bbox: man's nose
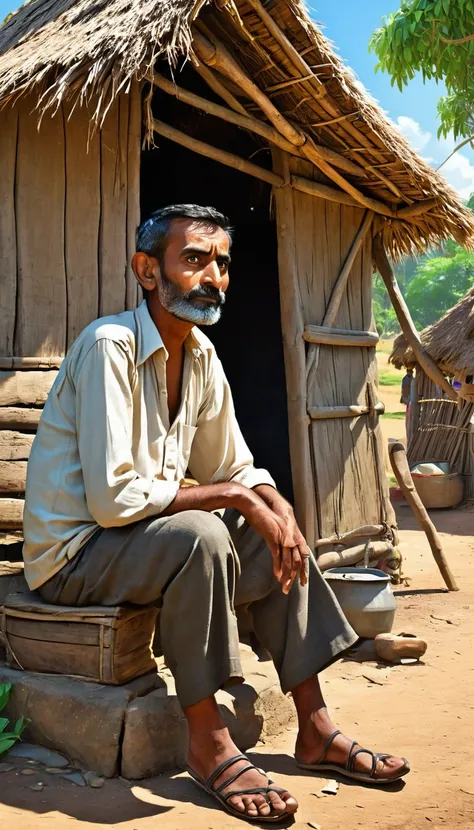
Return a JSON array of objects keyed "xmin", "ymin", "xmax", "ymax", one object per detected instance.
[{"xmin": 201, "ymin": 261, "xmax": 223, "ymax": 287}]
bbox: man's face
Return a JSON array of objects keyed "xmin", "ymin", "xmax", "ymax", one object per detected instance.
[{"xmin": 157, "ymin": 218, "xmax": 231, "ymax": 325}]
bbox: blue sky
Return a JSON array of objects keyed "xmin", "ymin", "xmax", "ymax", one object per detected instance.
[{"xmin": 1, "ymin": 0, "xmax": 473, "ymax": 199}]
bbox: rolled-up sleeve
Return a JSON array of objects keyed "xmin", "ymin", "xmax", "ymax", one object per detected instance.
[
  {"xmin": 188, "ymin": 353, "xmax": 276, "ymax": 490},
  {"xmin": 75, "ymin": 340, "xmax": 179, "ymax": 527}
]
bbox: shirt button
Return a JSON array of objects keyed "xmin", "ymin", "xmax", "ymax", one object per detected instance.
[
  {"xmin": 161, "ymin": 390, "xmax": 167, "ymax": 396},
  {"xmin": 166, "ymin": 459, "xmax": 174, "ymax": 469}
]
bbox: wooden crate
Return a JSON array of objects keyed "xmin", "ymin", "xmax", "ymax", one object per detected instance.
[{"xmin": 0, "ymin": 591, "xmax": 158, "ymax": 685}]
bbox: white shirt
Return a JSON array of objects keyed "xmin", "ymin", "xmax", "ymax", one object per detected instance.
[{"xmin": 23, "ymin": 300, "xmax": 275, "ymax": 589}]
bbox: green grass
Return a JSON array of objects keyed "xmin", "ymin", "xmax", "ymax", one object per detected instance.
[
  {"xmin": 379, "ymin": 369, "xmax": 402, "ymax": 386},
  {"xmin": 382, "ymin": 411, "xmax": 406, "ymax": 420},
  {"xmin": 387, "ymin": 475, "xmax": 398, "ymax": 488},
  {"xmin": 376, "ymin": 339, "xmax": 395, "ymax": 355}
]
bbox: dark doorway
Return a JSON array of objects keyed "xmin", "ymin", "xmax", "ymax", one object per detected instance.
[{"xmin": 140, "ymin": 65, "xmax": 293, "ymax": 501}]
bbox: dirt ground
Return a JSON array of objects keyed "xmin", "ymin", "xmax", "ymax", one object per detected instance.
[{"xmin": 1, "ymin": 503, "xmax": 473, "ymax": 829}]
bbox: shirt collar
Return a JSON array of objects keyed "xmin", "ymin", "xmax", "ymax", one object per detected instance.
[{"xmin": 134, "ymin": 299, "xmax": 205, "ymax": 365}]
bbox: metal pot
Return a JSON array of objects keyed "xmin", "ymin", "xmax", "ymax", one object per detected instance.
[{"xmin": 324, "ymin": 567, "xmax": 396, "ymax": 638}]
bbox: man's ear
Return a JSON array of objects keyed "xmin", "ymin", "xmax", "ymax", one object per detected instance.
[{"xmin": 132, "ymin": 252, "xmax": 160, "ymax": 293}]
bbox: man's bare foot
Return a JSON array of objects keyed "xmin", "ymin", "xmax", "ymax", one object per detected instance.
[
  {"xmin": 295, "ymin": 709, "xmax": 409, "ymax": 781},
  {"xmin": 188, "ymin": 729, "xmax": 298, "ymax": 819}
]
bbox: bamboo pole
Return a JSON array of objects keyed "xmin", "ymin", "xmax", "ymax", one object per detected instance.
[
  {"xmin": 151, "ymin": 118, "xmax": 282, "ymax": 186},
  {"xmin": 290, "ymin": 175, "xmax": 360, "ymax": 207},
  {"xmin": 303, "ymin": 326, "xmax": 379, "ymax": 347},
  {"xmin": 308, "ymin": 403, "xmax": 384, "ymax": 419},
  {"xmin": 272, "ymin": 148, "xmax": 316, "ymax": 546},
  {"xmin": 389, "ymin": 440, "xmax": 459, "ymax": 591},
  {"xmin": 373, "ymin": 235, "xmax": 458, "ymax": 402},
  {"xmin": 193, "ymin": 61, "xmax": 249, "ymax": 116}
]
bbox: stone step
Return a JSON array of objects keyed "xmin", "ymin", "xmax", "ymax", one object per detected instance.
[{"xmin": 0, "ymin": 648, "xmax": 294, "ymax": 779}]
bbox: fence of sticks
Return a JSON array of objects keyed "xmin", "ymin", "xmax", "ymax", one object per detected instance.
[{"xmin": 407, "ymin": 371, "xmax": 474, "ymax": 499}]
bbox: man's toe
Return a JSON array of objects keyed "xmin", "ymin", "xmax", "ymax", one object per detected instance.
[{"xmin": 268, "ymin": 789, "xmax": 293, "ymax": 814}]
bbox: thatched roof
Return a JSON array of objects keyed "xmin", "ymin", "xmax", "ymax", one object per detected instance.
[
  {"xmin": 390, "ymin": 287, "xmax": 474, "ymax": 377},
  {"xmin": 1, "ymin": 0, "xmax": 473, "ymax": 257}
]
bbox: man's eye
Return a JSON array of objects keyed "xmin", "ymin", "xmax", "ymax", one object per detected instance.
[
  {"xmin": 218, "ymin": 261, "xmax": 228, "ymax": 271},
  {"xmin": 186, "ymin": 256, "xmax": 199, "ymax": 264}
]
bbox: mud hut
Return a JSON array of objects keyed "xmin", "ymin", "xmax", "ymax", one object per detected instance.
[
  {"xmin": 0, "ymin": 0, "xmax": 472, "ymax": 565},
  {"xmin": 390, "ymin": 289, "xmax": 474, "ymax": 498}
]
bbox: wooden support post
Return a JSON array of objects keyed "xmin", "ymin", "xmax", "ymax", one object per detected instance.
[
  {"xmin": 308, "ymin": 403, "xmax": 384, "ymax": 419},
  {"xmin": 389, "ymin": 440, "xmax": 459, "ymax": 591},
  {"xmin": 303, "ymin": 326, "xmax": 379, "ymax": 347},
  {"xmin": 272, "ymin": 149, "xmax": 315, "ymax": 546},
  {"xmin": 374, "ymin": 235, "xmax": 458, "ymax": 402}
]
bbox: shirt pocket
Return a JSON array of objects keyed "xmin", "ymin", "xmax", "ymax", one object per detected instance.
[{"xmin": 179, "ymin": 423, "xmax": 198, "ymax": 478}]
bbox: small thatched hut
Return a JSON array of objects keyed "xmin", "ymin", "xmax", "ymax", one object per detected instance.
[
  {"xmin": 0, "ymin": 0, "xmax": 473, "ymax": 563},
  {"xmin": 390, "ymin": 289, "xmax": 474, "ymax": 498}
]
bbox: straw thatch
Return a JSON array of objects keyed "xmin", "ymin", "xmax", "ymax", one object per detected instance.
[
  {"xmin": 1, "ymin": 0, "xmax": 473, "ymax": 256},
  {"xmin": 390, "ymin": 286, "xmax": 474, "ymax": 378}
]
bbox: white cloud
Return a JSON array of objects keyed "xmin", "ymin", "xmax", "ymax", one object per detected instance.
[
  {"xmin": 438, "ymin": 152, "xmax": 474, "ymax": 200},
  {"xmin": 396, "ymin": 116, "xmax": 432, "ymax": 152}
]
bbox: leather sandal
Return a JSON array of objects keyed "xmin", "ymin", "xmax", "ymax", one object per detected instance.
[
  {"xmin": 188, "ymin": 753, "xmax": 296, "ymax": 822},
  {"xmin": 295, "ymin": 729, "xmax": 410, "ymax": 785}
]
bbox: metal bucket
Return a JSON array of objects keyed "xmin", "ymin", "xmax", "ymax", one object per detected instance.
[{"xmin": 324, "ymin": 567, "xmax": 396, "ymax": 638}]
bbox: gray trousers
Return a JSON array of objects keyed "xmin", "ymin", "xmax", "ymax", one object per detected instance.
[{"xmin": 39, "ymin": 509, "xmax": 358, "ymax": 707}]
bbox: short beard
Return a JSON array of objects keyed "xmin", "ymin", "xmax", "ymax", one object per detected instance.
[{"xmin": 157, "ymin": 269, "xmax": 226, "ymax": 326}]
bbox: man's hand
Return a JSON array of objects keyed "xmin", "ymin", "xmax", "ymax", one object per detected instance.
[{"xmin": 252, "ymin": 486, "xmax": 310, "ymax": 594}]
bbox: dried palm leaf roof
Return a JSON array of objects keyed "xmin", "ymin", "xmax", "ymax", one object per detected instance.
[
  {"xmin": 390, "ymin": 287, "xmax": 474, "ymax": 378},
  {"xmin": 1, "ymin": 0, "xmax": 473, "ymax": 257}
]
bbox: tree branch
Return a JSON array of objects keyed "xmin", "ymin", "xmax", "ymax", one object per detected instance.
[
  {"xmin": 437, "ymin": 133, "xmax": 474, "ymax": 170},
  {"xmin": 439, "ymin": 32, "xmax": 474, "ymax": 45}
]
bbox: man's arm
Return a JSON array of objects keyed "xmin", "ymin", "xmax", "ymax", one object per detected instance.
[{"xmin": 75, "ymin": 339, "xmax": 181, "ymax": 527}]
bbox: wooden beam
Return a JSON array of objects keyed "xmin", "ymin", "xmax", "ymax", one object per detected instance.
[
  {"xmin": 193, "ymin": 30, "xmax": 396, "ymax": 217},
  {"xmin": 193, "ymin": 61, "xmax": 249, "ymax": 116},
  {"xmin": 318, "ymin": 540, "xmax": 394, "ymax": 572},
  {"xmin": 272, "ymin": 149, "xmax": 316, "ymax": 546},
  {"xmin": 290, "ymin": 175, "xmax": 360, "ymax": 207},
  {"xmin": 0, "ymin": 408, "xmax": 42, "ymax": 430},
  {"xmin": 0, "ymin": 357, "xmax": 63, "ymax": 369},
  {"xmin": 308, "ymin": 403, "xmax": 384, "ymax": 419},
  {"xmin": 0, "ymin": 370, "xmax": 58, "ymax": 407},
  {"xmin": 193, "ymin": 29, "xmax": 306, "ymax": 147},
  {"xmin": 397, "ymin": 198, "xmax": 438, "ymax": 218},
  {"xmin": 151, "ymin": 72, "xmax": 303, "ymax": 156},
  {"xmin": 151, "ymin": 72, "xmax": 367, "ymax": 179},
  {"xmin": 304, "ymin": 325, "xmax": 379, "ymax": 347},
  {"xmin": 373, "ymin": 235, "xmax": 458, "ymax": 402},
  {"xmin": 151, "ymin": 118, "xmax": 282, "ymax": 187},
  {"xmin": 389, "ymin": 440, "xmax": 459, "ymax": 591},
  {"xmin": 323, "ymin": 210, "xmax": 374, "ymax": 328},
  {"xmin": 315, "ymin": 524, "xmax": 386, "ymax": 549},
  {"xmin": 0, "ymin": 431, "xmax": 34, "ymax": 460},
  {"xmin": 0, "ymin": 498, "xmax": 24, "ymax": 529}
]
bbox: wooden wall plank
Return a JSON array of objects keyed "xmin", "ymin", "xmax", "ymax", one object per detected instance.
[
  {"xmin": 0, "ymin": 106, "xmax": 18, "ymax": 356},
  {"xmin": 64, "ymin": 101, "xmax": 101, "ymax": 348},
  {"xmin": 99, "ymin": 95, "xmax": 128, "ymax": 317},
  {"xmin": 15, "ymin": 98, "xmax": 67, "ymax": 356},
  {"xmin": 0, "ymin": 408, "xmax": 42, "ymax": 430},
  {"xmin": 0, "ymin": 370, "xmax": 57, "ymax": 406},
  {"xmin": 0, "ymin": 461, "xmax": 27, "ymax": 493},
  {"xmin": 0, "ymin": 498, "xmax": 24, "ymax": 529},
  {"xmin": 126, "ymin": 81, "xmax": 142, "ymax": 311},
  {"xmin": 0, "ymin": 431, "xmax": 34, "ymax": 460}
]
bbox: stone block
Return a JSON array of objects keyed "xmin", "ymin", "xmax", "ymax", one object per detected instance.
[
  {"xmin": 0, "ymin": 664, "xmax": 132, "ymax": 777},
  {"xmin": 121, "ymin": 650, "xmax": 295, "ymax": 779}
]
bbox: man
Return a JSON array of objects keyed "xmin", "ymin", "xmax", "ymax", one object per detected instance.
[{"xmin": 24, "ymin": 204, "xmax": 409, "ymax": 821}]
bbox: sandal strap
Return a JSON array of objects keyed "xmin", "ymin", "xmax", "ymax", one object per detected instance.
[
  {"xmin": 315, "ymin": 729, "xmax": 342, "ymax": 765},
  {"xmin": 206, "ymin": 754, "xmax": 249, "ymax": 790},
  {"xmin": 215, "ymin": 764, "xmax": 256, "ymax": 795},
  {"xmin": 346, "ymin": 740, "xmax": 359, "ymax": 771},
  {"xmin": 349, "ymin": 747, "xmax": 378, "ymax": 776}
]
